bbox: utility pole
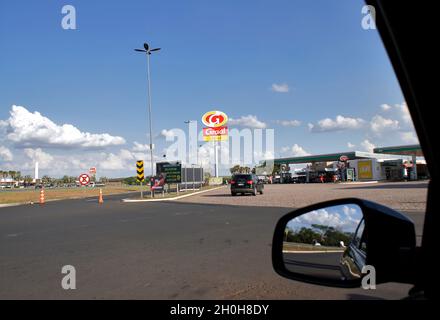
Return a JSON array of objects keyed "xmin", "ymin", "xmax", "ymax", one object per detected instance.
[{"xmin": 135, "ymin": 42, "xmax": 161, "ymax": 182}]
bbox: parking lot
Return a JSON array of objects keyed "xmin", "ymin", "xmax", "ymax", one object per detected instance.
[{"xmin": 182, "ymin": 181, "xmax": 428, "ymax": 212}]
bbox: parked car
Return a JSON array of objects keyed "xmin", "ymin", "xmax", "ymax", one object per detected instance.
[{"xmin": 230, "ymin": 173, "xmax": 264, "ymax": 196}]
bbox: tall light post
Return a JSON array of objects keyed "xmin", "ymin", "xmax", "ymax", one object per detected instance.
[
  {"xmin": 184, "ymin": 120, "xmax": 197, "ymax": 164},
  {"xmin": 184, "ymin": 120, "xmax": 198, "ymax": 189},
  {"xmin": 135, "ymin": 43, "xmax": 161, "ymax": 181}
]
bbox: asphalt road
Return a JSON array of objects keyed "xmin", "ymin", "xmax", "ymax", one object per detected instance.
[
  {"xmin": 0, "ymin": 189, "xmax": 424, "ymax": 299},
  {"xmin": 284, "ymin": 252, "xmax": 344, "ymax": 280}
]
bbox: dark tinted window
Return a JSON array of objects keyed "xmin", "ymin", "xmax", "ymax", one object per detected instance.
[
  {"xmin": 233, "ymin": 174, "xmax": 252, "ymax": 180},
  {"xmin": 352, "ymin": 219, "xmax": 366, "ymax": 253}
]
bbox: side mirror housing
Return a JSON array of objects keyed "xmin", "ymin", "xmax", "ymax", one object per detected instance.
[{"xmin": 272, "ymin": 198, "xmax": 416, "ymax": 288}]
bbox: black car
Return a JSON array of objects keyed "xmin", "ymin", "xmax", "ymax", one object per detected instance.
[{"xmin": 230, "ymin": 174, "xmax": 264, "ymax": 196}]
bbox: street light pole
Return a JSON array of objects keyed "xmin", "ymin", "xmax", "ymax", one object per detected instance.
[
  {"xmin": 184, "ymin": 120, "xmax": 198, "ymax": 189},
  {"xmin": 146, "ymin": 52, "xmax": 154, "ymax": 181},
  {"xmin": 135, "ymin": 43, "xmax": 161, "ymax": 188}
]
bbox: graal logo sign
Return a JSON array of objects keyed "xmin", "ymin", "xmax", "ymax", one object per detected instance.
[
  {"xmin": 202, "ymin": 111, "xmax": 228, "ymax": 128},
  {"xmin": 61, "ymin": 5, "xmax": 77, "ymax": 30},
  {"xmin": 61, "ymin": 265, "xmax": 76, "ymax": 290}
]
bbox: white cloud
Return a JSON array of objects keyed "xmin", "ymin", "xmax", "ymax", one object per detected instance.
[
  {"xmin": 380, "ymin": 104, "xmax": 392, "ymax": 111},
  {"xmin": 396, "ymin": 102, "xmax": 412, "ymax": 124},
  {"xmin": 296, "ymin": 205, "xmax": 361, "ymax": 232},
  {"xmin": 380, "ymin": 102, "xmax": 412, "ymax": 124},
  {"xmin": 24, "ymin": 148, "xmax": 54, "ymax": 169},
  {"xmin": 275, "ymin": 119, "xmax": 301, "ymax": 127},
  {"xmin": 360, "ymin": 139, "xmax": 376, "ymax": 153},
  {"xmin": 347, "ymin": 142, "xmax": 356, "ymax": 149},
  {"xmin": 160, "ymin": 129, "xmax": 177, "ymax": 139},
  {"xmin": 400, "ymin": 131, "xmax": 419, "ymax": 144},
  {"xmin": 132, "ymin": 141, "xmax": 154, "ymax": 152},
  {"xmin": 309, "ymin": 115, "xmax": 365, "ymax": 132},
  {"xmin": 271, "ymin": 83, "xmax": 289, "ymax": 93},
  {"xmin": 0, "ymin": 146, "xmax": 13, "ymax": 161},
  {"xmin": 370, "ymin": 115, "xmax": 399, "ymax": 133},
  {"xmin": 229, "ymin": 115, "xmax": 267, "ymax": 129},
  {"xmin": 100, "ymin": 149, "xmax": 134, "ymax": 170},
  {"xmin": 281, "ymin": 144, "xmax": 310, "ymax": 157},
  {"xmin": 2, "ymin": 105, "xmax": 126, "ymax": 149}
]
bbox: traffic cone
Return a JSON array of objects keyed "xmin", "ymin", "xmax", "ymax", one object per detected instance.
[
  {"xmin": 98, "ymin": 188, "xmax": 104, "ymax": 204},
  {"xmin": 39, "ymin": 188, "xmax": 45, "ymax": 205}
]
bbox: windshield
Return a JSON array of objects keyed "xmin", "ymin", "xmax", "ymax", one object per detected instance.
[{"xmin": 0, "ymin": 0, "xmax": 427, "ymax": 301}]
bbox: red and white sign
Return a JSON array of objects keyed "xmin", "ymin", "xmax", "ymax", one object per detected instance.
[
  {"xmin": 404, "ymin": 161, "xmax": 414, "ymax": 168},
  {"xmin": 79, "ymin": 174, "xmax": 90, "ymax": 186},
  {"xmin": 202, "ymin": 111, "xmax": 228, "ymax": 128},
  {"xmin": 339, "ymin": 155, "xmax": 349, "ymax": 162},
  {"xmin": 89, "ymin": 167, "xmax": 97, "ymax": 175},
  {"xmin": 203, "ymin": 126, "xmax": 228, "ymax": 136}
]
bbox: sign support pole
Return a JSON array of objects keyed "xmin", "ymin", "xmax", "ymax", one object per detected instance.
[{"xmin": 140, "ymin": 181, "xmax": 143, "ymax": 199}]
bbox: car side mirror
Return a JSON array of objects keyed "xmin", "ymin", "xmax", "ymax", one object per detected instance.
[{"xmin": 272, "ymin": 198, "xmax": 416, "ymax": 288}]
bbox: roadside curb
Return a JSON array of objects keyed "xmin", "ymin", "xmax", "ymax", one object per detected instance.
[
  {"xmin": 339, "ymin": 181, "xmax": 379, "ymax": 185},
  {"xmin": 0, "ymin": 198, "xmax": 71, "ymax": 208},
  {"xmin": 121, "ymin": 186, "xmax": 226, "ymax": 203}
]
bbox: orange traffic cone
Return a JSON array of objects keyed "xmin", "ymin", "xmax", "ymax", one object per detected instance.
[
  {"xmin": 98, "ymin": 188, "xmax": 104, "ymax": 204},
  {"xmin": 39, "ymin": 188, "xmax": 45, "ymax": 205}
]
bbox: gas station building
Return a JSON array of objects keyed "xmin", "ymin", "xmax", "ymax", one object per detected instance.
[{"xmin": 273, "ymin": 144, "xmax": 427, "ymax": 182}]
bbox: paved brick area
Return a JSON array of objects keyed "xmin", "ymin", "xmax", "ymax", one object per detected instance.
[{"xmin": 180, "ymin": 181, "xmax": 428, "ymax": 212}]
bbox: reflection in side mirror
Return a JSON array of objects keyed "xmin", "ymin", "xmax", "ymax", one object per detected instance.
[
  {"xmin": 272, "ymin": 198, "xmax": 417, "ymax": 288},
  {"xmin": 283, "ymin": 204, "xmax": 365, "ymax": 284}
]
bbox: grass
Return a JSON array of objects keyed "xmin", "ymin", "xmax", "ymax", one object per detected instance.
[
  {"xmin": 0, "ymin": 186, "xmax": 140, "ymax": 204},
  {"xmin": 0, "ymin": 184, "xmax": 224, "ymax": 204}
]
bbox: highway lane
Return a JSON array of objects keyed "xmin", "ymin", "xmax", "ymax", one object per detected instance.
[
  {"xmin": 283, "ymin": 252, "xmax": 344, "ymax": 280},
  {"xmin": 0, "ymin": 195, "xmax": 423, "ymax": 299}
]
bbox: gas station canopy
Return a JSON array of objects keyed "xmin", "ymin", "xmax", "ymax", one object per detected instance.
[
  {"xmin": 274, "ymin": 150, "xmax": 413, "ymax": 165},
  {"xmin": 373, "ymin": 144, "xmax": 423, "ymax": 157}
]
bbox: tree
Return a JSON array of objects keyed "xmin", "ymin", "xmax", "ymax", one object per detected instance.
[
  {"xmin": 287, "ymin": 227, "xmax": 322, "ymax": 245},
  {"xmin": 123, "ymin": 176, "xmax": 142, "ymax": 185},
  {"xmin": 272, "ymin": 163, "xmax": 281, "ymax": 175},
  {"xmin": 41, "ymin": 175, "xmax": 52, "ymax": 184},
  {"xmin": 99, "ymin": 176, "xmax": 109, "ymax": 183},
  {"xmin": 230, "ymin": 165, "xmax": 252, "ymax": 174},
  {"xmin": 23, "ymin": 175, "xmax": 33, "ymax": 184}
]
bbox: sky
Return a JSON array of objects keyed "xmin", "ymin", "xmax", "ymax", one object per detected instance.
[
  {"xmin": 0, "ymin": 0, "xmax": 418, "ymax": 178},
  {"xmin": 287, "ymin": 204, "xmax": 363, "ymax": 234}
]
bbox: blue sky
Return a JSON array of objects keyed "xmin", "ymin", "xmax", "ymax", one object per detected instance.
[{"xmin": 0, "ymin": 0, "xmax": 418, "ymax": 177}]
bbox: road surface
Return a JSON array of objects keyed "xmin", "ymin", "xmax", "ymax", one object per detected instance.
[{"xmin": 0, "ymin": 183, "xmax": 426, "ymax": 299}]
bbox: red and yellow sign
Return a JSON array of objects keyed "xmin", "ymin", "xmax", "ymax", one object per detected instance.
[
  {"xmin": 203, "ymin": 135, "xmax": 228, "ymax": 142},
  {"xmin": 202, "ymin": 111, "xmax": 228, "ymax": 128},
  {"xmin": 202, "ymin": 126, "xmax": 228, "ymax": 136},
  {"xmin": 202, "ymin": 110, "xmax": 229, "ymax": 142}
]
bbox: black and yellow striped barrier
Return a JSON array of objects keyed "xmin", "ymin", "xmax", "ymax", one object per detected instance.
[{"xmin": 136, "ymin": 160, "xmax": 144, "ymax": 182}]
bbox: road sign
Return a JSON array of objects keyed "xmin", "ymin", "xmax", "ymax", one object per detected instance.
[
  {"xmin": 89, "ymin": 167, "xmax": 96, "ymax": 175},
  {"xmin": 136, "ymin": 160, "xmax": 144, "ymax": 182},
  {"xmin": 203, "ymin": 134, "xmax": 228, "ymax": 142},
  {"xmin": 202, "ymin": 111, "xmax": 228, "ymax": 128},
  {"xmin": 156, "ymin": 161, "xmax": 182, "ymax": 183},
  {"xmin": 202, "ymin": 126, "xmax": 228, "ymax": 142},
  {"xmin": 79, "ymin": 173, "xmax": 90, "ymax": 186}
]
